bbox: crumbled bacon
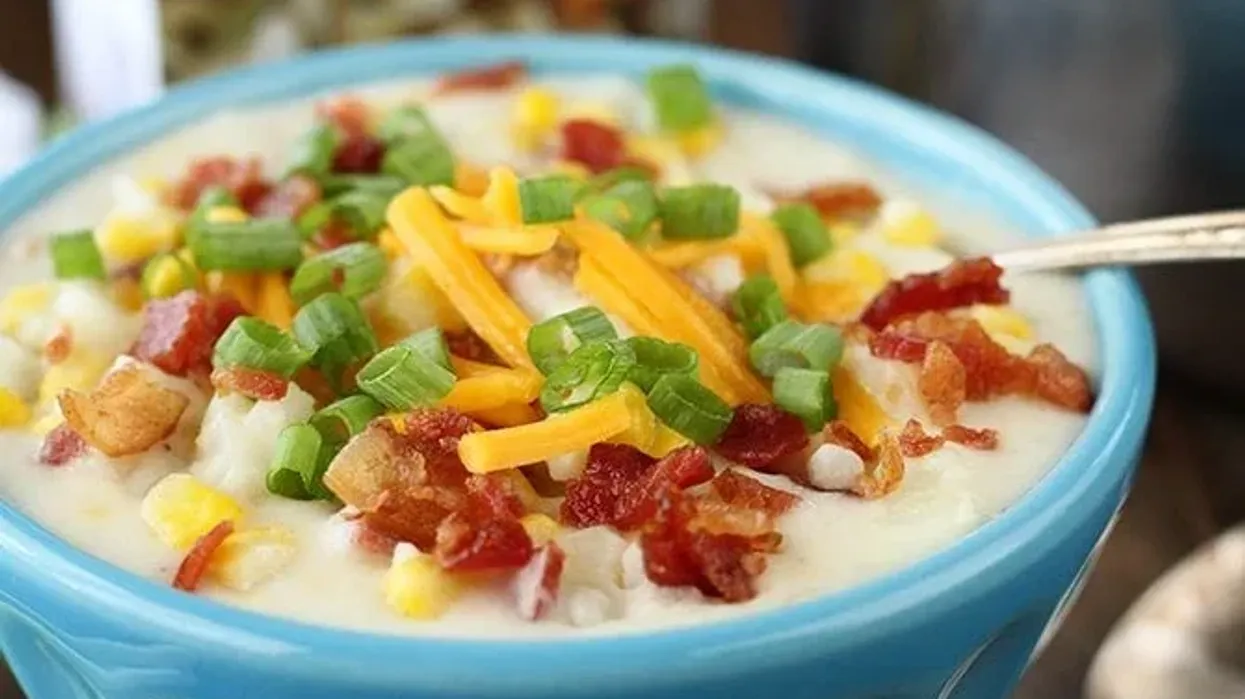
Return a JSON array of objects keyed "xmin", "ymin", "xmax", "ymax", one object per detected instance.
[
  {"xmin": 332, "ymin": 135, "xmax": 385, "ymax": 174},
  {"xmin": 43, "ymin": 324, "xmax": 73, "ymax": 364},
  {"xmin": 714, "ymin": 404, "xmax": 810, "ymax": 470},
  {"xmin": 919, "ymin": 340, "xmax": 966, "ymax": 426},
  {"xmin": 513, "ymin": 543, "xmax": 566, "ymax": 621},
  {"xmin": 777, "ymin": 182, "xmax": 883, "ymax": 219},
  {"xmin": 710, "ymin": 470, "xmax": 800, "ymax": 516},
  {"xmin": 1027, "ymin": 343, "xmax": 1094, "ymax": 412},
  {"xmin": 614, "ymin": 446, "xmax": 715, "ymax": 530},
  {"xmin": 445, "ymin": 330, "xmax": 501, "ymax": 364},
  {"xmin": 367, "ymin": 487, "xmax": 467, "ymax": 552},
  {"xmin": 533, "ymin": 241, "xmax": 579, "ymax": 281},
  {"xmin": 560, "ymin": 443, "xmax": 656, "ymax": 529},
  {"xmin": 59, "ymin": 363, "xmax": 190, "ymax": 458},
  {"xmin": 131, "ymin": 291, "xmax": 244, "ymax": 377},
  {"xmin": 210, "ymin": 366, "xmax": 289, "ymax": 401},
  {"xmin": 316, "ymin": 97, "xmax": 372, "ymax": 138},
  {"xmin": 166, "ymin": 156, "xmax": 272, "ymax": 212},
  {"xmin": 822, "ymin": 420, "xmax": 873, "ymax": 463},
  {"xmin": 434, "ymin": 60, "xmax": 527, "ymax": 94},
  {"xmin": 38, "ymin": 423, "xmax": 87, "ymax": 466},
  {"xmin": 172, "ymin": 520, "xmax": 234, "ymax": 592},
  {"xmin": 860, "ymin": 258, "xmax": 1009, "ymax": 331},
  {"xmin": 434, "ymin": 501, "xmax": 534, "ymax": 573},
  {"xmin": 466, "ymin": 473, "xmax": 528, "ymax": 520},
  {"xmin": 561, "ymin": 119, "xmax": 625, "ymax": 174},
  {"xmin": 943, "ymin": 424, "xmax": 1000, "ymax": 451},
  {"xmin": 819, "ymin": 421, "xmax": 905, "ymax": 498},
  {"xmin": 898, "ymin": 419, "xmax": 944, "ymax": 458},
  {"xmin": 310, "ymin": 220, "xmax": 356, "ymax": 251},
  {"xmin": 252, "ymin": 174, "xmax": 321, "ymax": 219},
  {"xmin": 352, "ymin": 519, "xmax": 399, "ymax": 556}
]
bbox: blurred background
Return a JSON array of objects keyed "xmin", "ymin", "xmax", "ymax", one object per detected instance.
[{"xmin": 3, "ymin": 1, "xmax": 1245, "ymax": 697}]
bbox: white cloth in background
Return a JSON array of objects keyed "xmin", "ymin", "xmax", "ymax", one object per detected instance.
[
  {"xmin": 0, "ymin": 72, "xmax": 42, "ymax": 178},
  {"xmin": 51, "ymin": 0, "xmax": 163, "ymax": 121}
]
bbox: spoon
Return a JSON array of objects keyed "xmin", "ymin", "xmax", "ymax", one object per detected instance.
[{"xmin": 987, "ymin": 211, "xmax": 1245, "ymax": 272}]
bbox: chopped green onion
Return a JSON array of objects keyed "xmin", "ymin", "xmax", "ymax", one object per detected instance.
[
  {"xmin": 748, "ymin": 320, "xmax": 844, "ymax": 377},
  {"xmin": 267, "ymin": 423, "xmax": 325, "ymax": 500},
  {"xmin": 49, "ymin": 230, "xmax": 106, "ymax": 280},
  {"xmin": 330, "ymin": 190, "xmax": 389, "ymax": 239},
  {"xmin": 399, "ymin": 327, "xmax": 453, "ymax": 370},
  {"xmin": 292, "ymin": 292, "xmax": 379, "ymax": 378},
  {"xmin": 190, "ymin": 218, "xmax": 304, "ymax": 271},
  {"xmin": 319, "ymin": 174, "xmax": 407, "ymax": 199},
  {"xmin": 290, "ymin": 242, "xmax": 387, "ymax": 306},
  {"xmin": 140, "ymin": 252, "xmax": 198, "ymax": 299},
  {"xmin": 382, "ymin": 133, "xmax": 455, "ymax": 187},
  {"xmin": 519, "ymin": 175, "xmax": 581, "ymax": 225},
  {"xmin": 526, "ymin": 307, "xmax": 617, "ymax": 375},
  {"xmin": 296, "ymin": 201, "xmax": 334, "ymax": 239},
  {"xmin": 310, "ymin": 394, "xmax": 385, "ymax": 445},
  {"xmin": 583, "ymin": 180, "xmax": 659, "ymax": 240},
  {"xmin": 646, "ymin": 64, "xmax": 714, "ymax": 133},
  {"xmin": 773, "ymin": 367, "xmax": 836, "ymax": 432},
  {"xmin": 584, "ymin": 166, "xmax": 654, "ymax": 196},
  {"xmin": 187, "ymin": 186, "xmax": 240, "ymax": 238},
  {"xmin": 213, "ymin": 317, "xmax": 312, "ymax": 378},
  {"xmin": 376, "ymin": 105, "xmax": 438, "ymax": 144},
  {"xmin": 646, "ymin": 373, "xmax": 732, "ymax": 445},
  {"xmin": 356, "ymin": 344, "xmax": 457, "ymax": 410},
  {"xmin": 732, "ymin": 275, "xmax": 788, "ymax": 340},
  {"xmin": 771, "ymin": 202, "xmax": 832, "ymax": 267},
  {"xmin": 625, "ymin": 337, "xmax": 699, "ymax": 392},
  {"xmin": 659, "ymin": 184, "xmax": 740, "ymax": 240},
  {"xmin": 286, "ymin": 123, "xmax": 341, "ymax": 178},
  {"xmin": 539, "ymin": 339, "xmax": 635, "ymax": 414}
]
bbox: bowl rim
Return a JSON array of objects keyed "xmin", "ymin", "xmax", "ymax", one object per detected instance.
[{"xmin": 0, "ymin": 35, "xmax": 1154, "ymax": 685}]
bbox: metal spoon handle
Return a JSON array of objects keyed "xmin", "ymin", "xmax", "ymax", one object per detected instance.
[{"xmin": 991, "ymin": 211, "xmax": 1245, "ymax": 272}]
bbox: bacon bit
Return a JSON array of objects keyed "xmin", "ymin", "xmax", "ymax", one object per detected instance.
[
  {"xmin": 860, "ymin": 257, "xmax": 1009, "ymax": 331},
  {"xmin": 43, "ymin": 324, "xmax": 73, "ymax": 364},
  {"xmin": 898, "ymin": 419, "xmax": 944, "ymax": 458},
  {"xmin": 943, "ymin": 424, "xmax": 1000, "ymax": 451},
  {"xmin": 714, "ymin": 404, "xmax": 810, "ymax": 470},
  {"xmin": 778, "ymin": 182, "xmax": 883, "ymax": 219},
  {"xmin": 292, "ymin": 366, "xmax": 337, "ymax": 405},
  {"xmin": 1027, "ymin": 343, "xmax": 1093, "ymax": 412},
  {"xmin": 445, "ymin": 330, "xmax": 501, "ymax": 364},
  {"xmin": 560, "ymin": 443, "xmax": 656, "ymax": 529},
  {"xmin": 854, "ymin": 432, "xmax": 905, "ymax": 499},
  {"xmin": 513, "ymin": 542, "xmax": 566, "ymax": 620},
  {"xmin": 710, "ymin": 470, "xmax": 800, "ymax": 516},
  {"xmin": 210, "ymin": 366, "xmax": 289, "ymax": 401},
  {"xmin": 59, "ymin": 363, "xmax": 190, "ymax": 458},
  {"xmin": 919, "ymin": 340, "xmax": 966, "ymax": 426},
  {"xmin": 332, "ymin": 135, "xmax": 385, "ymax": 174},
  {"xmin": 352, "ymin": 520, "xmax": 399, "ymax": 556},
  {"xmin": 613, "ymin": 445, "xmax": 715, "ymax": 530},
  {"xmin": 167, "ymin": 156, "xmax": 271, "ymax": 212},
  {"xmin": 131, "ymin": 291, "xmax": 244, "ymax": 377},
  {"xmin": 317, "ymin": 97, "xmax": 372, "ymax": 138},
  {"xmin": 434, "ymin": 502, "xmax": 534, "ymax": 573},
  {"xmin": 561, "ymin": 119, "xmax": 626, "ymax": 174},
  {"xmin": 434, "ymin": 60, "xmax": 527, "ymax": 94},
  {"xmin": 367, "ymin": 487, "xmax": 467, "ymax": 552},
  {"xmin": 466, "ymin": 472, "xmax": 528, "ymax": 520},
  {"xmin": 822, "ymin": 420, "xmax": 873, "ymax": 463},
  {"xmin": 172, "ymin": 520, "xmax": 234, "ymax": 592},
  {"xmin": 38, "ymin": 423, "xmax": 87, "ymax": 466},
  {"xmin": 253, "ymin": 174, "xmax": 321, "ymax": 219}
]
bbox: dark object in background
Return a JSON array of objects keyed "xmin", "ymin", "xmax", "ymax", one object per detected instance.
[{"xmin": 790, "ymin": 0, "xmax": 1245, "ymax": 394}]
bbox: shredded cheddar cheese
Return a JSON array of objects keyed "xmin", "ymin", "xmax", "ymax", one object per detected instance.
[
  {"xmin": 207, "ymin": 272, "xmax": 260, "ymax": 314},
  {"xmin": 458, "ymin": 226, "xmax": 560, "ymax": 256},
  {"xmin": 742, "ymin": 214, "xmax": 798, "ymax": 303},
  {"xmin": 255, "ymin": 273, "xmax": 295, "ymax": 329},
  {"xmin": 833, "ymin": 367, "xmax": 893, "ymax": 446},
  {"xmin": 440, "ymin": 367, "xmax": 543, "ymax": 412}
]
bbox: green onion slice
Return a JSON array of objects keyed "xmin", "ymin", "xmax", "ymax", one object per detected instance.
[
  {"xmin": 582, "ymin": 180, "xmax": 659, "ymax": 240},
  {"xmin": 625, "ymin": 337, "xmax": 699, "ymax": 393},
  {"xmin": 331, "ymin": 190, "xmax": 389, "ymax": 239},
  {"xmin": 267, "ymin": 423, "xmax": 325, "ymax": 500},
  {"xmin": 319, "ymin": 174, "xmax": 407, "ymax": 199},
  {"xmin": 295, "ymin": 201, "xmax": 334, "ymax": 239},
  {"xmin": 526, "ymin": 306, "xmax": 617, "ymax": 376},
  {"xmin": 771, "ymin": 202, "xmax": 832, "ymax": 268},
  {"xmin": 773, "ymin": 367, "xmax": 836, "ymax": 432},
  {"xmin": 140, "ymin": 252, "xmax": 198, "ymax": 299},
  {"xmin": 190, "ymin": 218, "xmax": 304, "ymax": 271},
  {"xmin": 290, "ymin": 242, "xmax": 387, "ymax": 306},
  {"xmin": 399, "ymin": 327, "xmax": 454, "ymax": 370},
  {"xmin": 356, "ymin": 344, "xmax": 457, "ymax": 410},
  {"xmin": 519, "ymin": 175, "xmax": 581, "ymax": 225},
  {"xmin": 539, "ymin": 339, "xmax": 635, "ymax": 414},
  {"xmin": 187, "ymin": 186, "xmax": 240, "ymax": 240},
  {"xmin": 646, "ymin": 373, "xmax": 732, "ymax": 445},
  {"xmin": 646, "ymin": 64, "xmax": 714, "ymax": 133},
  {"xmin": 292, "ymin": 292, "xmax": 380, "ymax": 378},
  {"xmin": 659, "ymin": 184, "xmax": 740, "ymax": 240},
  {"xmin": 49, "ymin": 230, "xmax": 106, "ymax": 281},
  {"xmin": 376, "ymin": 105, "xmax": 438, "ymax": 144},
  {"xmin": 309, "ymin": 394, "xmax": 385, "ymax": 446},
  {"xmin": 286, "ymin": 123, "xmax": 341, "ymax": 179},
  {"xmin": 584, "ymin": 166, "xmax": 654, "ymax": 196},
  {"xmin": 748, "ymin": 320, "xmax": 844, "ymax": 377},
  {"xmin": 213, "ymin": 316, "xmax": 312, "ymax": 378},
  {"xmin": 382, "ymin": 132, "xmax": 455, "ymax": 187},
  {"xmin": 732, "ymin": 275, "xmax": 788, "ymax": 340}
]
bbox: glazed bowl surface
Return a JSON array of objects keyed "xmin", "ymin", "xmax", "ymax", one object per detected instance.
[{"xmin": 0, "ymin": 35, "xmax": 1155, "ymax": 699}]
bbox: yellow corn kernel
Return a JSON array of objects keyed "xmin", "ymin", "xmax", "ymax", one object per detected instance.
[
  {"xmin": 39, "ymin": 352, "xmax": 109, "ymax": 406},
  {"xmin": 111, "ymin": 276, "xmax": 145, "ymax": 312},
  {"xmin": 0, "ymin": 388, "xmax": 31, "ymax": 427},
  {"xmin": 255, "ymin": 273, "xmax": 295, "ymax": 330},
  {"xmin": 96, "ymin": 215, "xmax": 176, "ymax": 263},
  {"xmin": 802, "ymin": 248, "xmax": 890, "ymax": 298},
  {"xmin": 0, "ymin": 283, "xmax": 53, "ymax": 334},
  {"xmin": 675, "ymin": 120, "xmax": 725, "ymax": 158},
  {"xmin": 519, "ymin": 513, "xmax": 561, "ymax": 545},
  {"xmin": 971, "ymin": 305, "xmax": 1033, "ymax": 342},
  {"xmin": 376, "ymin": 264, "xmax": 466, "ymax": 338},
  {"xmin": 625, "ymin": 134, "xmax": 681, "ymax": 170},
  {"xmin": 144, "ymin": 254, "xmax": 194, "ymax": 300},
  {"xmin": 138, "ymin": 176, "xmax": 168, "ymax": 197},
  {"xmin": 882, "ymin": 207, "xmax": 941, "ymax": 247},
  {"xmin": 828, "ymin": 221, "xmax": 861, "ymax": 246},
  {"xmin": 206, "ymin": 272, "xmax": 260, "ymax": 314},
  {"xmin": 563, "ymin": 102, "xmax": 619, "ymax": 126},
  {"xmin": 548, "ymin": 160, "xmax": 591, "ymax": 181},
  {"xmin": 210, "ymin": 526, "xmax": 297, "ymax": 591},
  {"xmin": 383, "ymin": 553, "xmax": 462, "ymax": 620},
  {"xmin": 832, "ymin": 367, "xmax": 892, "ymax": 446},
  {"xmin": 206, "ymin": 206, "xmax": 249, "ymax": 224},
  {"xmin": 607, "ymin": 383, "xmax": 661, "ymax": 456},
  {"xmin": 141, "ymin": 473, "xmax": 244, "ymax": 552},
  {"xmin": 511, "ymin": 87, "xmax": 561, "ymax": 151}
]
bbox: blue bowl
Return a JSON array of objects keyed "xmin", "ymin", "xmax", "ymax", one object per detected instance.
[{"xmin": 0, "ymin": 36, "xmax": 1154, "ymax": 699}]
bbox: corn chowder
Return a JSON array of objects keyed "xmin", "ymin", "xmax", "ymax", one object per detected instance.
[{"xmin": 0, "ymin": 63, "xmax": 1095, "ymax": 636}]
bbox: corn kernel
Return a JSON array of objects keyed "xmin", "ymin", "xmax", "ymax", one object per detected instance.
[
  {"xmin": 626, "ymin": 134, "xmax": 681, "ymax": 170},
  {"xmin": 0, "ymin": 284, "xmax": 53, "ymax": 335},
  {"xmin": 454, "ymin": 162, "xmax": 491, "ymax": 198},
  {"xmin": 110, "ymin": 277, "xmax": 145, "ymax": 312},
  {"xmin": 144, "ymin": 254, "xmax": 194, "ymax": 299},
  {"xmin": 141, "ymin": 473, "xmax": 244, "ymax": 551},
  {"xmin": 881, "ymin": 206, "xmax": 941, "ymax": 247},
  {"xmin": 96, "ymin": 215, "xmax": 175, "ymax": 263},
  {"xmin": 0, "ymin": 388, "xmax": 31, "ymax": 427},
  {"xmin": 511, "ymin": 87, "xmax": 560, "ymax": 152},
  {"xmin": 519, "ymin": 513, "xmax": 561, "ymax": 545},
  {"xmin": 38, "ymin": 352, "xmax": 110, "ymax": 405},
  {"xmin": 138, "ymin": 176, "xmax": 168, "ymax": 197},
  {"xmin": 971, "ymin": 305, "xmax": 1033, "ymax": 342},
  {"xmin": 206, "ymin": 206, "xmax": 249, "ymax": 224},
  {"xmin": 210, "ymin": 526, "xmax": 297, "ymax": 591},
  {"xmin": 802, "ymin": 248, "xmax": 890, "ymax": 297},
  {"xmin": 548, "ymin": 160, "xmax": 591, "ymax": 181},
  {"xmin": 675, "ymin": 120, "xmax": 725, "ymax": 158},
  {"xmin": 383, "ymin": 554, "xmax": 462, "ymax": 620}
]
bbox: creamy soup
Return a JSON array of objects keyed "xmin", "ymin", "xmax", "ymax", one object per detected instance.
[{"xmin": 0, "ymin": 65, "xmax": 1095, "ymax": 637}]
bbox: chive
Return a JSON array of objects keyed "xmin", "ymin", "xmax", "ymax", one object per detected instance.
[
  {"xmin": 376, "ymin": 105, "xmax": 438, "ymax": 145},
  {"xmin": 582, "ymin": 180, "xmax": 659, "ymax": 240},
  {"xmin": 356, "ymin": 344, "xmax": 457, "ymax": 410},
  {"xmin": 286, "ymin": 123, "xmax": 341, "ymax": 179},
  {"xmin": 295, "ymin": 201, "xmax": 334, "ymax": 239},
  {"xmin": 310, "ymin": 394, "xmax": 385, "ymax": 446},
  {"xmin": 659, "ymin": 184, "xmax": 740, "ymax": 240},
  {"xmin": 140, "ymin": 252, "xmax": 198, "ymax": 299},
  {"xmin": 213, "ymin": 317, "xmax": 312, "ymax": 378},
  {"xmin": 646, "ymin": 64, "xmax": 714, "ymax": 133},
  {"xmin": 187, "ymin": 186, "xmax": 240, "ymax": 239},
  {"xmin": 771, "ymin": 202, "xmax": 832, "ymax": 268},
  {"xmin": 539, "ymin": 339, "xmax": 636, "ymax": 414},
  {"xmin": 625, "ymin": 337, "xmax": 699, "ymax": 393},
  {"xmin": 319, "ymin": 174, "xmax": 407, "ymax": 199},
  {"xmin": 732, "ymin": 275, "xmax": 788, "ymax": 340},
  {"xmin": 748, "ymin": 320, "xmax": 844, "ymax": 377},
  {"xmin": 773, "ymin": 367, "xmax": 836, "ymax": 432},
  {"xmin": 526, "ymin": 306, "xmax": 618, "ymax": 375},
  {"xmin": 382, "ymin": 133, "xmax": 455, "ymax": 187},
  {"xmin": 49, "ymin": 230, "xmax": 106, "ymax": 280},
  {"xmin": 191, "ymin": 218, "xmax": 304, "ymax": 271},
  {"xmin": 330, "ymin": 189, "xmax": 389, "ymax": 239},
  {"xmin": 646, "ymin": 373, "xmax": 732, "ymax": 445},
  {"xmin": 289, "ymin": 242, "xmax": 387, "ymax": 306},
  {"xmin": 584, "ymin": 166, "xmax": 654, "ymax": 195},
  {"xmin": 267, "ymin": 424, "xmax": 324, "ymax": 500},
  {"xmin": 399, "ymin": 327, "xmax": 453, "ymax": 371},
  {"xmin": 292, "ymin": 292, "xmax": 379, "ymax": 379},
  {"xmin": 519, "ymin": 175, "xmax": 581, "ymax": 225}
]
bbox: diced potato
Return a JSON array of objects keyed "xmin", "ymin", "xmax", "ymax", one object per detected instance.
[
  {"xmin": 210, "ymin": 526, "xmax": 297, "ymax": 591},
  {"xmin": 0, "ymin": 283, "xmax": 53, "ymax": 335},
  {"xmin": 0, "ymin": 335, "xmax": 41, "ymax": 401},
  {"xmin": 519, "ymin": 513, "xmax": 561, "ymax": 545},
  {"xmin": 383, "ymin": 552, "xmax": 462, "ymax": 620},
  {"xmin": 510, "ymin": 87, "xmax": 560, "ymax": 151},
  {"xmin": 52, "ymin": 282, "xmax": 142, "ymax": 359},
  {"xmin": 0, "ymin": 388, "xmax": 31, "ymax": 427},
  {"xmin": 39, "ymin": 352, "xmax": 110, "ymax": 406},
  {"xmin": 141, "ymin": 473, "xmax": 244, "ymax": 551},
  {"xmin": 371, "ymin": 263, "xmax": 465, "ymax": 342}
]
